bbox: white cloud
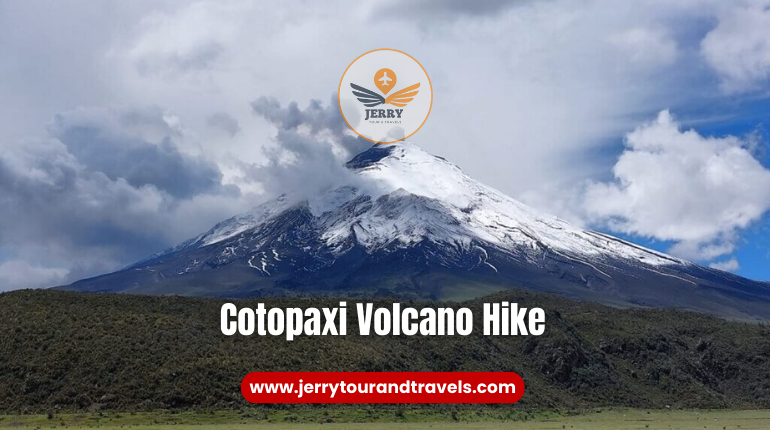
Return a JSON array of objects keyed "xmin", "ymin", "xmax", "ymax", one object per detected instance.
[
  {"xmin": 0, "ymin": 260, "xmax": 68, "ymax": 291},
  {"xmin": 701, "ymin": 0, "xmax": 770, "ymax": 94},
  {"xmin": 611, "ymin": 27, "xmax": 678, "ymax": 68},
  {"xmin": 709, "ymin": 257, "xmax": 740, "ymax": 272},
  {"xmin": 127, "ymin": 2, "xmax": 242, "ymax": 76},
  {"xmin": 669, "ymin": 236, "xmax": 738, "ymax": 262},
  {"xmin": 584, "ymin": 110, "xmax": 770, "ymax": 261}
]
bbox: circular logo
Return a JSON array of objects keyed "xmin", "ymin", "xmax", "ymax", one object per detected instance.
[{"xmin": 338, "ymin": 49, "xmax": 432, "ymax": 144}]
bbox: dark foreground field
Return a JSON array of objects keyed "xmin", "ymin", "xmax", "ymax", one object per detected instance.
[{"xmin": 1, "ymin": 289, "xmax": 770, "ymax": 414}]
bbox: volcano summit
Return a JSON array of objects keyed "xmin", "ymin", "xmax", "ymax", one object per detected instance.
[{"xmin": 62, "ymin": 143, "xmax": 770, "ymax": 320}]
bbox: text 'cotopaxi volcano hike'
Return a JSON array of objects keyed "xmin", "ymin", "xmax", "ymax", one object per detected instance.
[{"xmin": 61, "ymin": 143, "xmax": 770, "ymax": 320}]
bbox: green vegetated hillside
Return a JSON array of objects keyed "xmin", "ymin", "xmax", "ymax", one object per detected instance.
[{"xmin": 1, "ymin": 289, "xmax": 770, "ymax": 414}]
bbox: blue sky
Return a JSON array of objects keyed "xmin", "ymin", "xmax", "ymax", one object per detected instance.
[{"xmin": 1, "ymin": 1, "xmax": 770, "ymax": 289}]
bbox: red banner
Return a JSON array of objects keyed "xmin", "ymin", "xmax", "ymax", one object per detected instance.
[{"xmin": 241, "ymin": 372, "xmax": 524, "ymax": 403}]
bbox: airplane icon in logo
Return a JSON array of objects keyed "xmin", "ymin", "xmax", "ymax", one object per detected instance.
[{"xmin": 378, "ymin": 72, "xmax": 392, "ymax": 86}]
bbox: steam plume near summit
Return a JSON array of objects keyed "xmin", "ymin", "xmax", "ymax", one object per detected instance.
[{"xmin": 246, "ymin": 96, "xmax": 372, "ymax": 202}]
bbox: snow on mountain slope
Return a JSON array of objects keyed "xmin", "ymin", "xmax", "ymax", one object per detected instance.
[
  {"xmin": 180, "ymin": 143, "xmax": 684, "ymax": 269},
  {"xmin": 64, "ymin": 142, "xmax": 770, "ymax": 320}
]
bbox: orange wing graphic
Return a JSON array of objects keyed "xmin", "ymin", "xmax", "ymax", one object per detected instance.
[{"xmin": 385, "ymin": 83, "xmax": 420, "ymax": 107}]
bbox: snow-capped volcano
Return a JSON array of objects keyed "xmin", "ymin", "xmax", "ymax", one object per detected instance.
[
  {"xmin": 64, "ymin": 143, "xmax": 770, "ymax": 320},
  {"xmin": 168, "ymin": 143, "xmax": 680, "ymax": 267}
]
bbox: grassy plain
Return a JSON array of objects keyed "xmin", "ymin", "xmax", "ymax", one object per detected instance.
[{"xmin": 2, "ymin": 409, "xmax": 770, "ymax": 430}]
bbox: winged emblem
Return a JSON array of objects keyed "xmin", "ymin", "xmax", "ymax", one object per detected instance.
[{"xmin": 350, "ymin": 82, "xmax": 420, "ymax": 108}]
